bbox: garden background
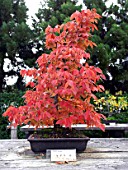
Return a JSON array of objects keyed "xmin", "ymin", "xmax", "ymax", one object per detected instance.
[{"xmin": 0, "ymin": 0, "xmax": 127, "ymax": 139}]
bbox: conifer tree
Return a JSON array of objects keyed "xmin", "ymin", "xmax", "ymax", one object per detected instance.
[
  {"xmin": 0, "ymin": 0, "xmax": 32, "ymax": 91},
  {"xmin": 83, "ymin": 0, "xmax": 128, "ymax": 92}
]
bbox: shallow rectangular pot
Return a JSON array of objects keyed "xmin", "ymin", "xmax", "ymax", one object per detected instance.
[{"xmin": 28, "ymin": 136, "xmax": 90, "ymax": 153}]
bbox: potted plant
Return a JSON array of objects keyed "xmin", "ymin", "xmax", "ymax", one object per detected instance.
[
  {"xmin": 3, "ymin": 9, "xmax": 106, "ymax": 153},
  {"xmin": 94, "ymin": 90, "xmax": 128, "ymax": 125}
]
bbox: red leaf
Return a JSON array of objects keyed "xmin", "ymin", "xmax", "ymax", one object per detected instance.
[
  {"xmin": 26, "ymin": 82, "xmax": 35, "ymax": 88},
  {"xmin": 92, "ymin": 86, "xmax": 98, "ymax": 92},
  {"xmin": 51, "ymin": 80, "xmax": 58, "ymax": 86},
  {"xmin": 84, "ymin": 110, "xmax": 90, "ymax": 120},
  {"xmin": 95, "ymin": 67, "xmax": 102, "ymax": 73},
  {"xmin": 98, "ymin": 123, "xmax": 105, "ymax": 132},
  {"xmin": 98, "ymin": 85, "xmax": 105, "ymax": 92},
  {"xmin": 84, "ymin": 53, "xmax": 90, "ymax": 59}
]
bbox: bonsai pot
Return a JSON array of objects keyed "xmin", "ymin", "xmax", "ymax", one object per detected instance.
[{"xmin": 28, "ymin": 135, "xmax": 90, "ymax": 153}]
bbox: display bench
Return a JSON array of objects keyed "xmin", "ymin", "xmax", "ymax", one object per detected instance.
[
  {"xmin": 20, "ymin": 124, "xmax": 128, "ymax": 138},
  {"xmin": 0, "ymin": 138, "xmax": 128, "ymax": 170}
]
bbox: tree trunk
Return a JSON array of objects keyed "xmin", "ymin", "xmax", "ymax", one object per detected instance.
[
  {"xmin": 0, "ymin": 55, "xmax": 5, "ymax": 92},
  {"xmin": 53, "ymin": 94, "xmax": 61, "ymax": 129}
]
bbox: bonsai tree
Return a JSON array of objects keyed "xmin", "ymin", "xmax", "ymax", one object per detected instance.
[{"xmin": 3, "ymin": 9, "xmax": 106, "ymax": 133}]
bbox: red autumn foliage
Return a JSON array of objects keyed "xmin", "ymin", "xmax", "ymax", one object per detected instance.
[{"xmin": 3, "ymin": 9, "xmax": 106, "ymax": 131}]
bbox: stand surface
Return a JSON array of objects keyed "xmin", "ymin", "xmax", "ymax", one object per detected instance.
[{"xmin": 0, "ymin": 138, "xmax": 128, "ymax": 170}]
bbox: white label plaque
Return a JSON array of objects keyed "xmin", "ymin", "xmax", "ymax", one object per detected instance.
[{"xmin": 51, "ymin": 149, "xmax": 76, "ymax": 162}]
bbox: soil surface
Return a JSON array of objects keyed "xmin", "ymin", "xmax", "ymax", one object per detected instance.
[{"xmin": 31, "ymin": 128, "xmax": 87, "ymax": 138}]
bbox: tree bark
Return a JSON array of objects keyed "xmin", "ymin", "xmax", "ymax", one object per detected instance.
[
  {"xmin": 0, "ymin": 54, "xmax": 5, "ymax": 92},
  {"xmin": 54, "ymin": 94, "xmax": 60, "ymax": 129}
]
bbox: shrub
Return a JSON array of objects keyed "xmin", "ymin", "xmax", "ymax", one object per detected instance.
[
  {"xmin": 94, "ymin": 91, "xmax": 128, "ymax": 122},
  {"xmin": 0, "ymin": 90, "xmax": 25, "ymax": 139}
]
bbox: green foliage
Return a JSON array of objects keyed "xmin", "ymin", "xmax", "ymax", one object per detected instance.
[
  {"xmin": 95, "ymin": 91, "xmax": 127, "ymax": 113},
  {"xmin": 107, "ymin": 113, "xmax": 128, "ymax": 123},
  {"xmin": 83, "ymin": 0, "xmax": 128, "ymax": 93},
  {"xmin": 0, "ymin": 90, "xmax": 25, "ymax": 139},
  {"xmin": 94, "ymin": 91, "xmax": 128, "ymax": 122},
  {"xmin": 0, "ymin": 0, "xmax": 33, "ymax": 92}
]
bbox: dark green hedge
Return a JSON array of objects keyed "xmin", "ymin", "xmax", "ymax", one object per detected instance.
[{"xmin": 0, "ymin": 90, "xmax": 25, "ymax": 139}]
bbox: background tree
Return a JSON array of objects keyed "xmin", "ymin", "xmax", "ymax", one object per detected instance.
[
  {"xmin": 32, "ymin": 0, "xmax": 82, "ymax": 57},
  {"xmin": 0, "ymin": 0, "xmax": 33, "ymax": 92},
  {"xmin": 0, "ymin": 90, "xmax": 25, "ymax": 139},
  {"xmin": 83, "ymin": 0, "xmax": 128, "ymax": 93}
]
